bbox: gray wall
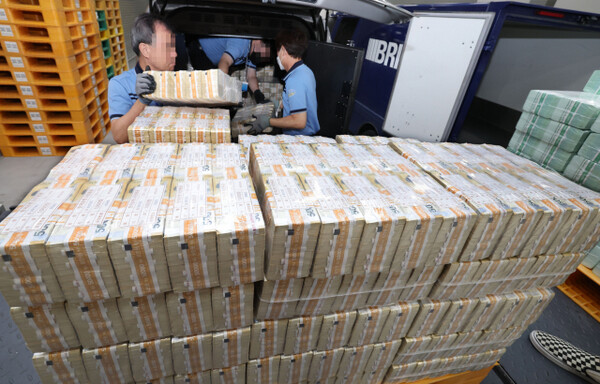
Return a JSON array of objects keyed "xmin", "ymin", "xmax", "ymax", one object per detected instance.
[
  {"xmin": 476, "ymin": 26, "xmax": 600, "ymax": 111},
  {"xmin": 119, "ymin": 0, "xmax": 150, "ymax": 68}
]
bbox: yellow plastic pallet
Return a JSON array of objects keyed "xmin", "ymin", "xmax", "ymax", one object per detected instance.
[{"xmin": 559, "ymin": 265, "xmax": 600, "ymax": 323}]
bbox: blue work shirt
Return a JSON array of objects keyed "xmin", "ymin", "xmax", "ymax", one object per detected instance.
[
  {"xmin": 197, "ymin": 38, "xmax": 256, "ymax": 69},
  {"xmin": 282, "ymin": 61, "xmax": 320, "ymax": 136},
  {"xmin": 108, "ymin": 63, "xmax": 159, "ymax": 120}
]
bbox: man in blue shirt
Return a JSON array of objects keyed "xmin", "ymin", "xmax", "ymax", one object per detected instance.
[
  {"xmin": 196, "ymin": 38, "xmax": 271, "ymax": 103},
  {"xmin": 108, "ymin": 14, "xmax": 177, "ymax": 143},
  {"xmin": 249, "ymin": 30, "xmax": 319, "ymax": 136}
]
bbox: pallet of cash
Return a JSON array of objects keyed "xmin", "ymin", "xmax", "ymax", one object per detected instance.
[
  {"xmin": 145, "ymin": 69, "xmax": 242, "ymax": 105},
  {"xmin": 390, "ymin": 140, "xmax": 600, "ymax": 260},
  {"xmin": 521, "ymin": 90, "xmax": 600, "ymax": 130},
  {"xmin": 238, "ymin": 134, "xmax": 336, "ymax": 152},
  {"xmin": 0, "ymin": 179, "xmax": 81, "ymax": 306},
  {"xmin": 563, "ymin": 128, "xmax": 600, "ymax": 192},
  {"xmin": 128, "ymin": 106, "xmax": 231, "ymax": 144}
]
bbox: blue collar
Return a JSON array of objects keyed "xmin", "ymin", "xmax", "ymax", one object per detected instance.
[
  {"xmin": 135, "ymin": 62, "xmax": 143, "ymax": 74},
  {"xmin": 284, "ymin": 60, "xmax": 304, "ymax": 81}
]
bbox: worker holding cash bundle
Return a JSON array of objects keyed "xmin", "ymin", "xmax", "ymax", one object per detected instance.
[
  {"xmin": 108, "ymin": 13, "xmax": 177, "ymax": 143},
  {"xmin": 248, "ymin": 30, "xmax": 320, "ymax": 136},
  {"xmin": 194, "ymin": 37, "xmax": 272, "ymax": 104}
]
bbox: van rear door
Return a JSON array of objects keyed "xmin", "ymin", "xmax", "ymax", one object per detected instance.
[{"xmin": 382, "ymin": 12, "xmax": 494, "ymax": 142}]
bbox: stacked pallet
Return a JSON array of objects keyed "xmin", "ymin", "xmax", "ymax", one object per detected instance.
[
  {"xmin": 1, "ymin": 140, "xmax": 597, "ymax": 384},
  {"xmin": 128, "ymin": 106, "xmax": 231, "ymax": 144},
  {"xmin": 94, "ymin": 0, "xmax": 126, "ymax": 78},
  {"xmin": 0, "ymin": 0, "xmax": 110, "ymax": 157}
]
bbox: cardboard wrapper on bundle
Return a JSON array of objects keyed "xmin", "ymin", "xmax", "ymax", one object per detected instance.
[
  {"xmin": 578, "ymin": 133, "xmax": 600, "ymax": 162},
  {"xmin": 522, "ymin": 90, "xmax": 600, "ymax": 129},
  {"xmin": 129, "ymin": 106, "xmax": 231, "ymax": 144},
  {"xmin": 33, "ymin": 349, "xmax": 89, "ymax": 384},
  {"xmin": 172, "ymin": 334, "xmax": 213, "ymax": 375},
  {"xmin": 129, "ymin": 338, "xmax": 174, "ymax": 382},
  {"xmin": 255, "ymin": 278, "xmax": 304, "ymax": 320},
  {"xmin": 508, "ymin": 131, "xmax": 575, "ymax": 173},
  {"xmin": 88, "ymin": 143, "xmax": 143, "ymax": 184},
  {"xmin": 65, "ymin": 298, "xmax": 127, "ymax": 349},
  {"xmin": 82, "ymin": 343, "xmax": 133, "ymax": 384},
  {"xmin": 309, "ymin": 348, "xmax": 345, "ymax": 383},
  {"xmin": 10, "ymin": 303, "xmax": 79, "ymax": 352},
  {"xmin": 360, "ymin": 340, "xmax": 402, "ymax": 384},
  {"xmin": 174, "ymin": 371, "xmax": 211, "ymax": 384},
  {"xmin": 146, "ymin": 70, "xmax": 242, "ymax": 106},
  {"xmin": 279, "ymin": 352, "xmax": 314, "ymax": 384},
  {"xmin": 108, "ymin": 175, "xmax": 173, "ymax": 298},
  {"xmin": 213, "ymin": 169, "xmax": 265, "ymax": 286},
  {"xmin": 514, "ymin": 112, "xmax": 590, "ymax": 153},
  {"xmin": 0, "ymin": 180, "xmax": 80, "ymax": 306},
  {"xmin": 167, "ymin": 289, "xmax": 214, "ymax": 336},
  {"xmin": 377, "ymin": 302, "xmax": 420, "ymax": 343},
  {"xmin": 584, "ymin": 70, "xmax": 600, "ymax": 95},
  {"xmin": 256, "ymin": 173, "xmax": 321, "ymax": 280},
  {"xmin": 132, "ymin": 143, "xmax": 179, "ymax": 180},
  {"xmin": 295, "ymin": 276, "xmax": 343, "ymax": 317},
  {"xmin": 347, "ymin": 307, "xmax": 390, "ymax": 347},
  {"xmin": 45, "ymin": 181, "xmax": 125, "ymax": 302},
  {"xmin": 249, "ymin": 319, "xmax": 289, "ymax": 360},
  {"xmin": 383, "ymin": 349, "xmax": 506, "ymax": 384},
  {"xmin": 336, "ymin": 345, "xmax": 374, "ymax": 384},
  {"xmin": 176, "ymin": 143, "xmax": 213, "ymax": 177},
  {"xmin": 247, "ymin": 356, "xmax": 281, "ymax": 384},
  {"xmin": 564, "ymin": 155, "xmax": 600, "ymax": 192},
  {"xmin": 283, "ymin": 315, "xmax": 324, "ymax": 355},
  {"xmin": 117, "ymin": 293, "xmax": 172, "ymax": 343},
  {"xmin": 335, "ymin": 135, "xmax": 390, "ymax": 145},
  {"xmin": 211, "ymin": 364, "xmax": 246, "ymax": 384},
  {"xmin": 316, "ymin": 311, "xmax": 357, "ymax": 351},
  {"xmin": 45, "ymin": 144, "xmax": 109, "ymax": 182},
  {"xmin": 429, "ymin": 254, "xmax": 583, "ymax": 300},
  {"xmin": 212, "ymin": 284, "xmax": 254, "ymax": 331},
  {"xmin": 164, "ymin": 175, "xmax": 219, "ymax": 291},
  {"xmin": 212, "ymin": 144, "xmax": 249, "ymax": 173},
  {"xmin": 212, "ymin": 327, "xmax": 251, "ymax": 369}
]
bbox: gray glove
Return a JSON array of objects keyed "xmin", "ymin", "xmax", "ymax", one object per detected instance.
[
  {"xmin": 136, "ymin": 66, "xmax": 156, "ymax": 105},
  {"xmin": 247, "ymin": 114, "xmax": 271, "ymax": 135}
]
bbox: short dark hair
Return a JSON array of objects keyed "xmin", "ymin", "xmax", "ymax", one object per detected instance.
[
  {"xmin": 131, "ymin": 13, "xmax": 173, "ymax": 56},
  {"xmin": 276, "ymin": 29, "xmax": 308, "ymax": 59}
]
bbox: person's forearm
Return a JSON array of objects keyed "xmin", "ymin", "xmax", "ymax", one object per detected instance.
[
  {"xmin": 269, "ymin": 113, "xmax": 307, "ymax": 130},
  {"xmin": 248, "ymin": 75, "xmax": 259, "ymax": 93},
  {"xmin": 111, "ymin": 100, "xmax": 146, "ymax": 143}
]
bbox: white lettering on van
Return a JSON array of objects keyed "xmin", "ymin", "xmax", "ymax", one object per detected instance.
[{"xmin": 365, "ymin": 38, "xmax": 402, "ymax": 69}]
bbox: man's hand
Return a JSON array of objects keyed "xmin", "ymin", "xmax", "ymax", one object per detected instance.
[
  {"xmin": 253, "ymin": 89, "xmax": 269, "ymax": 104},
  {"xmin": 247, "ymin": 114, "xmax": 271, "ymax": 135},
  {"xmin": 136, "ymin": 66, "xmax": 156, "ymax": 105}
]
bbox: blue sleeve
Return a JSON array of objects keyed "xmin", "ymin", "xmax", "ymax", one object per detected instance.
[
  {"xmin": 286, "ymin": 77, "xmax": 308, "ymax": 114},
  {"xmin": 108, "ymin": 77, "xmax": 134, "ymax": 120},
  {"xmin": 224, "ymin": 39, "xmax": 250, "ymax": 64}
]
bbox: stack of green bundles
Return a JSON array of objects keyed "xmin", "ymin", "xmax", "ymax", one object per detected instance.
[
  {"xmin": 508, "ymin": 89, "xmax": 600, "ymax": 172},
  {"xmin": 581, "ymin": 240, "xmax": 600, "ymax": 278},
  {"xmin": 508, "ymin": 70, "xmax": 600, "ymax": 178}
]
